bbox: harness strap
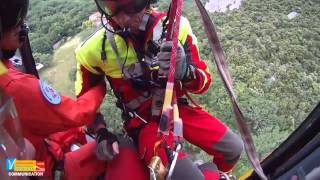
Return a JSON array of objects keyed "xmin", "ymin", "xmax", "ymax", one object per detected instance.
[
  {"xmin": 139, "ymin": 13, "xmax": 150, "ymax": 31},
  {"xmin": 143, "ymin": 11, "xmax": 166, "ymax": 50},
  {"xmin": 153, "ymin": 22, "xmax": 163, "ymax": 42},
  {"xmin": 105, "ymin": 28, "xmax": 125, "ymax": 75},
  {"xmin": 125, "ymin": 91, "xmax": 150, "ymax": 110}
]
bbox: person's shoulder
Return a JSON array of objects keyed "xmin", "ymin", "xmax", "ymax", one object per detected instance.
[
  {"xmin": 75, "ymin": 28, "xmax": 105, "ymax": 63},
  {"xmin": 0, "ymin": 68, "xmax": 40, "ymax": 98},
  {"xmin": 178, "ymin": 17, "xmax": 193, "ymax": 43},
  {"xmin": 76, "ymin": 28, "xmax": 105, "ymax": 52},
  {"xmin": 0, "ymin": 68, "xmax": 33, "ymax": 82}
]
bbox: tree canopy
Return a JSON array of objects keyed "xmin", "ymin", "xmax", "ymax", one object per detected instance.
[
  {"xmin": 177, "ymin": 0, "xmax": 319, "ymax": 175},
  {"xmin": 27, "ymin": 0, "xmax": 95, "ymax": 65}
]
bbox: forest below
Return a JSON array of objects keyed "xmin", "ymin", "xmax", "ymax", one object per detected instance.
[{"xmin": 27, "ymin": 0, "xmax": 320, "ymax": 176}]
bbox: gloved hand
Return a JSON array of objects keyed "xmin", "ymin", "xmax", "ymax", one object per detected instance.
[
  {"xmin": 87, "ymin": 112, "xmax": 107, "ymax": 134},
  {"xmin": 95, "ymin": 128, "xmax": 119, "ymax": 161},
  {"xmin": 157, "ymin": 41, "xmax": 188, "ymax": 80}
]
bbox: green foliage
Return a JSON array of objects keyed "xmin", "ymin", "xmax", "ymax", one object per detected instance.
[
  {"xmin": 40, "ymin": 32, "xmax": 90, "ymax": 97},
  {"xmin": 68, "ymin": 67, "xmax": 77, "ymax": 82},
  {"xmin": 82, "ymin": 20, "xmax": 95, "ymax": 30},
  {"xmin": 184, "ymin": 0, "xmax": 320, "ymax": 128},
  {"xmin": 100, "ymin": 93, "xmax": 123, "ymax": 133},
  {"xmin": 27, "ymin": 0, "xmax": 96, "ymax": 64},
  {"xmin": 33, "ymin": 52, "xmax": 52, "ymax": 66}
]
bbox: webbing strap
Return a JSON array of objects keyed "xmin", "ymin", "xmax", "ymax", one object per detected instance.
[
  {"xmin": 105, "ymin": 29, "xmax": 124, "ymax": 74},
  {"xmin": 158, "ymin": 0, "xmax": 183, "ymax": 140},
  {"xmin": 153, "ymin": 21, "xmax": 163, "ymax": 42},
  {"xmin": 139, "ymin": 13, "xmax": 150, "ymax": 31},
  {"xmin": 125, "ymin": 91, "xmax": 150, "ymax": 110},
  {"xmin": 194, "ymin": 0, "xmax": 267, "ymax": 179}
]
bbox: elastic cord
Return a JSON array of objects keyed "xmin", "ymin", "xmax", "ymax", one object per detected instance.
[
  {"xmin": 100, "ymin": 13, "xmax": 117, "ymax": 34},
  {"xmin": 160, "ymin": 4, "xmax": 171, "ymax": 40},
  {"xmin": 100, "ymin": 13, "xmax": 130, "ymax": 64},
  {"xmin": 121, "ymin": 41, "xmax": 129, "ymax": 75},
  {"xmin": 101, "ymin": 30, "xmax": 107, "ymax": 61}
]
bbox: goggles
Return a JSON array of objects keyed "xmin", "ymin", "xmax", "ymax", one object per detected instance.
[{"xmin": 94, "ymin": 0, "xmax": 149, "ymax": 17}]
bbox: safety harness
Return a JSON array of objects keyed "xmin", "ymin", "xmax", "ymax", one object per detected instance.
[{"xmin": 99, "ymin": 10, "xmax": 167, "ymax": 134}]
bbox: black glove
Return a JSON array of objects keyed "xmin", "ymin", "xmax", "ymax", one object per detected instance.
[
  {"xmin": 87, "ymin": 112, "xmax": 107, "ymax": 134},
  {"xmin": 95, "ymin": 128, "xmax": 119, "ymax": 161},
  {"xmin": 157, "ymin": 41, "xmax": 188, "ymax": 80}
]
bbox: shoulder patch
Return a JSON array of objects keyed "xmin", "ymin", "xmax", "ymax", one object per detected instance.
[{"xmin": 39, "ymin": 80, "xmax": 61, "ymax": 105}]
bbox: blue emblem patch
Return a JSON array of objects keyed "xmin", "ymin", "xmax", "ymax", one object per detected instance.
[{"xmin": 39, "ymin": 80, "xmax": 61, "ymax": 105}]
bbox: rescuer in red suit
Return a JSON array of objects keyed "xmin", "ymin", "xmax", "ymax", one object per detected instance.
[{"xmin": 75, "ymin": 0, "xmax": 244, "ymax": 179}]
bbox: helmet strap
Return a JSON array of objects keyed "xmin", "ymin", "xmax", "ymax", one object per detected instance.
[
  {"xmin": 138, "ymin": 13, "xmax": 150, "ymax": 31},
  {"xmin": 100, "ymin": 13, "xmax": 117, "ymax": 34},
  {"xmin": 100, "ymin": 13, "xmax": 131, "ymax": 38}
]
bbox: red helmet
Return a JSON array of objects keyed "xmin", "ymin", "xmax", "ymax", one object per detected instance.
[
  {"xmin": 94, "ymin": 0, "xmax": 150, "ymax": 17},
  {"xmin": 0, "ymin": 0, "xmax": 29, "ymax": 33}
]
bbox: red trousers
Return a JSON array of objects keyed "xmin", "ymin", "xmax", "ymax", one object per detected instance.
[
  {"xmin": 137, "ymin": 104, "xmax": 243, "ymax": 177},
  {"xmin": 64, "ymin": 141, "xmax": 149, "ymax": 180},
  {"xmin": 47, "ymin": 128, "xmax": 148, "ymax": 180}
]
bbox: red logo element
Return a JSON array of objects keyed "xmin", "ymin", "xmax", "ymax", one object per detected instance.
[{"xmin": 35, "ymin": 161, "xmax": 45, "ymax": 172}]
